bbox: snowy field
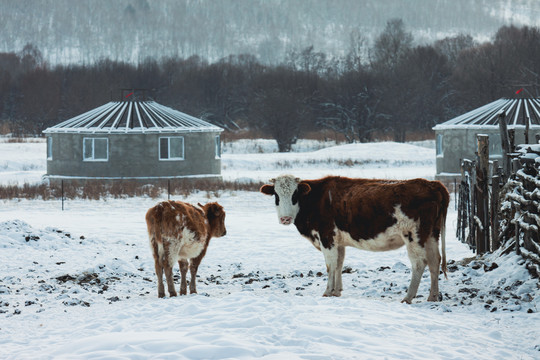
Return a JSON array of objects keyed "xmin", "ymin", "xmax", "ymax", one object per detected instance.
[{"xmin": 0, "ymin": 139, "xmax": 539, "ymax": 359}]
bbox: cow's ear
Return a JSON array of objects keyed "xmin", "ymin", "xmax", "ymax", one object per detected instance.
[
  {"xmin": 260, "ymin": 184, "xmax": 275, "ymax": 195},
  {"xmin": 298, "ymin": 182, "xmax": 311, "ymax": 195},
  {"xmin": 207, "ymin": 203, "xmax": 223, "ymax": 217}
]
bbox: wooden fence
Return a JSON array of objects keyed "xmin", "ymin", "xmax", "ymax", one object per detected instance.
[
  {"xmin": 499, "ymin": 145, "xmax": 540, "ymax": 276},
  {"xmin": 456, "ymin": 122, "xmax": 540, "ymax": 277}
]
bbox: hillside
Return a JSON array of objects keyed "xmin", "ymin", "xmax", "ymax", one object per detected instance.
[{"xmin": 1, "ymin": 0, "xmax": 539, "ymax": 64}]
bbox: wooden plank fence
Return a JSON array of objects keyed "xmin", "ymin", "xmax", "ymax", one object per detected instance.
[{"xmin": 456, "ymin": 115, "xmax": 540, "ymax": 277}]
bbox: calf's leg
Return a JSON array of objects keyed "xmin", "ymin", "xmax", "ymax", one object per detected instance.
[
  {"xmin": 151, "ymin": 239, "xmax": 166, "ymax": 298},
  {"xmin": 189, "ymin": 255, "xmax": 204, "ymax": 294},
  {"xmin": 154, "ymin": 260, "xmax": 165, "ymax": 298},
  {"xmin": 163, "ymin": 263, "xmax": 177, "ymax": 297},
  {"xmin": 179, "ymin": 259, "xmax": 189, "ymax": 295}
]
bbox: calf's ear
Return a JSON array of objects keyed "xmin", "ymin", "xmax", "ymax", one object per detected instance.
[
  {"xmin": 298, "ymin": 182, "xmax": 311, "ymax": 195},
  {"xmin": 260, "ymin": 184, "xmax": 275, "ymax": 195}
]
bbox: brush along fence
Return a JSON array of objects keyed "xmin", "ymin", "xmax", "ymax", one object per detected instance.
[{"xmin": 457, "ymin": 132, "xmax": 540, "ymax": 277}]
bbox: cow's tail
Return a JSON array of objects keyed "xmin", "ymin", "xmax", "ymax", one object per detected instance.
[
  {"xmin": 437, "ymin": 184, "xmax": 449, "ymax": 280},
  {"xmin": 440, "ymin": 209, "xmax": 448, "ymax": 279}
]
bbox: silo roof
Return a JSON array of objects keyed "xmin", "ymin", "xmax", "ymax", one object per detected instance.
[
  {"xmin": 433, "ymin": 98, "xmax": 540, "ymax": 130},
  {"xmin": 43, "ymin": 101, "xmax": 224, "ymax": 134}
]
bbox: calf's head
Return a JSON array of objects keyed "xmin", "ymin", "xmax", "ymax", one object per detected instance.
[
  {"xmin": 260, "ymin": 175, "xmax": 311, "ymax": 225},
  {"xmin": 199, "ymin": 202, "xmax": 227, "ymax": 237}
]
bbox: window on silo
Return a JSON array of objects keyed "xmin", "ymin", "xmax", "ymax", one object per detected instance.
[
  {"xmin": 489, "ymin": 133, "xmax": 502, "ymax": 155},
  {"xmin": 436, "ymin": 134, "xmax": 443, "ymax": 155},
  {"xmin": 215, "ymin": 135, "xmax": 221, "ymax": 158},
  {"xmin": 159, "ymin": 136, "xmax": 184, "ymax": 160},
  {"xmin": 83, "ymin": 137, "xmax": 109, "ymax": 161},
  {"xmin": 47, "ymin": 137, "xmax": 53, "ymax": 160}
]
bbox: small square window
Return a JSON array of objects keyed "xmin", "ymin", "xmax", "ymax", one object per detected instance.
[
  {"xmin": 83, "ymin": 137, "xmax": 109, "ymax": 161},
  {"xmin": 159, "ymin": 136, "xmax": 184, "ymax": 160}
]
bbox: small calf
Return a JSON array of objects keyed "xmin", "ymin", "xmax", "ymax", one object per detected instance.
[{"xmin": 145, "ymin": 200, "xmax": 226, "ymax": 297}]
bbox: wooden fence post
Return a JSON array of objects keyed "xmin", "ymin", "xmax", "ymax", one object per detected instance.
[
  {"xmin": 512, "ymin": 158, "xmax": 522, "ymax": 255},
  {"xmin": 525, "ymin": 116, "xmax": 530, "ymax": 144},
  {"xmin": 509, "ymin": 129, "xmax": 515, "ymax": 153},
  {"xmin": 457, "ymin": 161, "xmax": 466, "ymax": 243},
  {"xmin": 476, "ymin": 134, "xmax": 489, "ymax": 254},
  {"xmin": 491, "ymin": 174, "xmax": 500, "ymax": 251},
  {"xmin": 461, "ymin": 159, "xmax": 475, "ymax": 249},
  {"xmin": 498, "ymin": 111, "xmax": 511, "ymax": 178},
  {"xmin": 491, "ymin": 159, "xmax": 500, "ymax": 251}
]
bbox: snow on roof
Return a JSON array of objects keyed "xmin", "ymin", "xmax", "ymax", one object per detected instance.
[
  {"xmin": 433, "ymin": 98, "xmax": 540, "ymax": 130},
  {"xmin": 43, "ymin": 101, "xmax": 223, "ymax": 134}
]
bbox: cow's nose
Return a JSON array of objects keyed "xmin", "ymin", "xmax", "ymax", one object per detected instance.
[{"xmin": 280, "ymin": 216, "xmax": 293, "ymax": 225}]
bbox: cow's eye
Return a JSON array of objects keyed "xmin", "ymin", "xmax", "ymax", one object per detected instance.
[
  {"xmin": 292, "ymin": 190, "xmax": 298, "ymax": 205},
  {"xmin": 275, "ymin": 194, "xmax": 280, "ymax": 206}
]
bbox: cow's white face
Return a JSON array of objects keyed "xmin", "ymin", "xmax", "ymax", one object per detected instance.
[{"xmin": 260, "ymin": 175, "xmax": 311, "ymax": 225}]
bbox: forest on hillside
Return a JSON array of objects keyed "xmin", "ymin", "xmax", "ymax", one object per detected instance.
[
  {"xmin": 2, "ymin": 22, "xmax": 540, "ymax": 151},
  {"xmin": 1, "ymin": 0, "xmax": 538, "ymax": 65}
]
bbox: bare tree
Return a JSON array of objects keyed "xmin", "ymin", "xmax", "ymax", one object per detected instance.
[
  {"xmin": 371, "ymin": 18, "xmax": 413, "ymax": 72},
  {"xmin": 250, "ymin": 67, "xmax": 316, "ymax": 152}
]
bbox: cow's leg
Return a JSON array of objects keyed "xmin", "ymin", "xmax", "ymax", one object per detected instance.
[
  {"xmin": 179, "ymin": 259, "xmax": 188, "ymax": 295},
  {"xmin": 402, "ymin": 242, "xmax": 427, "ymax": 304},
  {"xmin": 151, "ymin": 240, "xmax": 165, "ymax": 298},
  {"xmin": 335, "ymin": 246, "xmax": 346, "ymax": 294},
  {"xmin": 154, "ymin": 259, "xmax": 165, "ymax": 298},
  {"xmin": 321, "ymin": 245, "xmax": 341, "ymax": 297},
  {"xmin": 161, "ymin": 239, "xmax": 177, "ymax": 297},
  {"xmin": 189, "ymin": 255, "xmax": 204, "ymax": 294},
  {"xmin": 163, "ymin": 262, "xmax": 177, "ymax": 297},
  {"xmin": 425, "ymin": 237, "xmax": 442, "ymax": 302}
]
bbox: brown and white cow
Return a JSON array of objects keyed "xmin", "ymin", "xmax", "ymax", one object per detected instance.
[
  {"xmin": 260, "ymin": 175, "xmax": 449, "ymax": 303},
  {"xmin": 145, "ymin": 200, "xmax": 226, "ymax": 298}
]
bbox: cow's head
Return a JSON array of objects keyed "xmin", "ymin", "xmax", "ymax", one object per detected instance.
[
  {"xmin": 260, "ymin": 175, "xmax": 311, "ymax": 225},
  {"xmin": 200, "ymin": 202, "xmax": 227, "ymax": 237}
]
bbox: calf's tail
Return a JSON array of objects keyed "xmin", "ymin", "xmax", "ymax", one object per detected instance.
[{"xmin": 147, "ymin": 203, "xmax": 164, "ymax": 246}]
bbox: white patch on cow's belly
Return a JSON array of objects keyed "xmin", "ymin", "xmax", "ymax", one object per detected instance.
[
  {"xmin": 305, "ymin": 230, "xmax": 322, "ymax": 251},
  {"xmin": 337, "ymin": 206, "xmax": 417, "ymax": 252},
  {"xmin": 163, "ymin": 228, "xmax": 207, "ymax": 264}
]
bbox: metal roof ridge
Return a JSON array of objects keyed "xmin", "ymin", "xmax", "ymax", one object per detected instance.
[{"xmin": 44, "ymin": 100, "xmax": 224, "ymax": 132}]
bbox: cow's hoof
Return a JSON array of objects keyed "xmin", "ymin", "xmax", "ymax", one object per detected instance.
[
  {"xmin": 427, "ymin": 295, "xmax": 438, "ymax": 302},
  {"xmin": 158, "ymin": 292, "xmax": 165, "ymax": 298},
  {"xmin": 169, "ymin": 292, "xmax": 178, "ymax": 297},
  {"xmin": 401, "ymin": 298, "xmax": 412, "ymax": 304}
]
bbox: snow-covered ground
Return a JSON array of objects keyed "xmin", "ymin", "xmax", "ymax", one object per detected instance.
[{"xmin": 0, "ymin": 139, "xmax": 539, "ymax": 359}]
